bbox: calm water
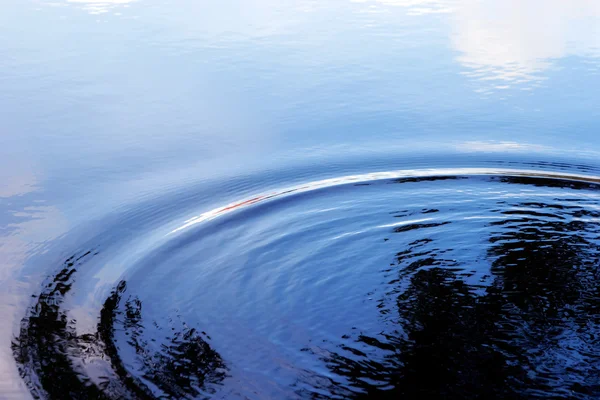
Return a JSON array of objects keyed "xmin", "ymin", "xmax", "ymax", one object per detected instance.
[{"xmin": 2, "ymin": 1, "xmax": 600, "ymax": 398}]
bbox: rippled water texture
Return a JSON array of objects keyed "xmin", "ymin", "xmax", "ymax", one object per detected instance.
[
  {"xmin": 2, "ymin": 0, "xmax": 600, "ymax": 399},
  {"xmin": 10, "ymin": 168, "xmax": 600, "ymax": 399}
]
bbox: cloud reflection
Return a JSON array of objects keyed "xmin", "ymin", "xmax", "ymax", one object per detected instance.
[
  {"xmin": 452, "ymin": 0, "xmax": 600, "ymax": 90},
  {"xmin": 67, "ymin": 0, "xmax": 136, "ymax": 15},
  {"xmin": 360, "ymin": 0, "xmax": 600, "ymax": 89},
  {"xmin": 351, "ymin": 0, "xmax": 452, "ymax": 15}
]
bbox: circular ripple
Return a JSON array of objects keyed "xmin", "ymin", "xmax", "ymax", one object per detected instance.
[{"xmin": 14, "ymin": 169, "xmax": 600, "ymax": 399}]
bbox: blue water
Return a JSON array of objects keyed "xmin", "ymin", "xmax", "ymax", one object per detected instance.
[{"xmin": 2, "ymin": 1, "xmax": 600, "ymax": 398}]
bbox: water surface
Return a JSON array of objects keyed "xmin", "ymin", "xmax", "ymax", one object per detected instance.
[{"xmin": 2, "ymin": 0, "xmax": 600, "ymax": 398}]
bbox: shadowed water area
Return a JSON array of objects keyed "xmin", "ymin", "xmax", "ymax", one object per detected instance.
[{"xmin": 2, "ymin": 0, "xmax": 600, "ymax": 399}]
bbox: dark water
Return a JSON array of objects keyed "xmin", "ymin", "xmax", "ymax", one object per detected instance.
[{"xmin": 3, "ymin": 1, "xmax": 600, "ymax": 399}]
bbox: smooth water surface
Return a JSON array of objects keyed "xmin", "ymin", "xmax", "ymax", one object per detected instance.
[{"xmin": 2, "ymin": 1, "xmax": 600, "ymax": 398}]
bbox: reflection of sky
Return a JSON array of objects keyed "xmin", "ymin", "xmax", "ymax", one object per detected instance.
[
  {"xmin": 452, "ymin": 0, "xmax": 600, "ymax": 90},
  {"xmin": 1, "ymin": 0, "xmax": 600, "ymax": 397},
  {"xmin": 352, "ymin": 0, "xmax": 453, "ymax": 15},
  {"xmin": 1, "ymin": 0, "xmax": 599, "ymax": 260},
  {"xmin": 357, "ymin": 0, "xmax": 600, "ymax": 90},
  {"xmin": 66, "ymin": 0, "xmax": 136, "ymax": 15},
  {"xmin": 0, "ymin": 0, "xmax": 597, "ymax": 188}
]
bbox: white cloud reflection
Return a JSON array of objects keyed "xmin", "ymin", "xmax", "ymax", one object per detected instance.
[
  {"xmin": 351, "ymin": 0, "xmax": 452, "ymax": 15},
  {"xmin": 452, "ymin": 0, "xmax": 600, "ymax": 89},
  {"xmin": 360, "ymin": 0, "xmax": 600, "ymax": 89},
  {"xmin": 67, "ymin": 0, "xmax": 136, "ymax": 15}
]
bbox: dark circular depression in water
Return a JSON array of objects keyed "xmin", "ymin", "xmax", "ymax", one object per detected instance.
[{"xmin": 13, "ymin": 169, "xmax": 600, "ymax": 399}]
